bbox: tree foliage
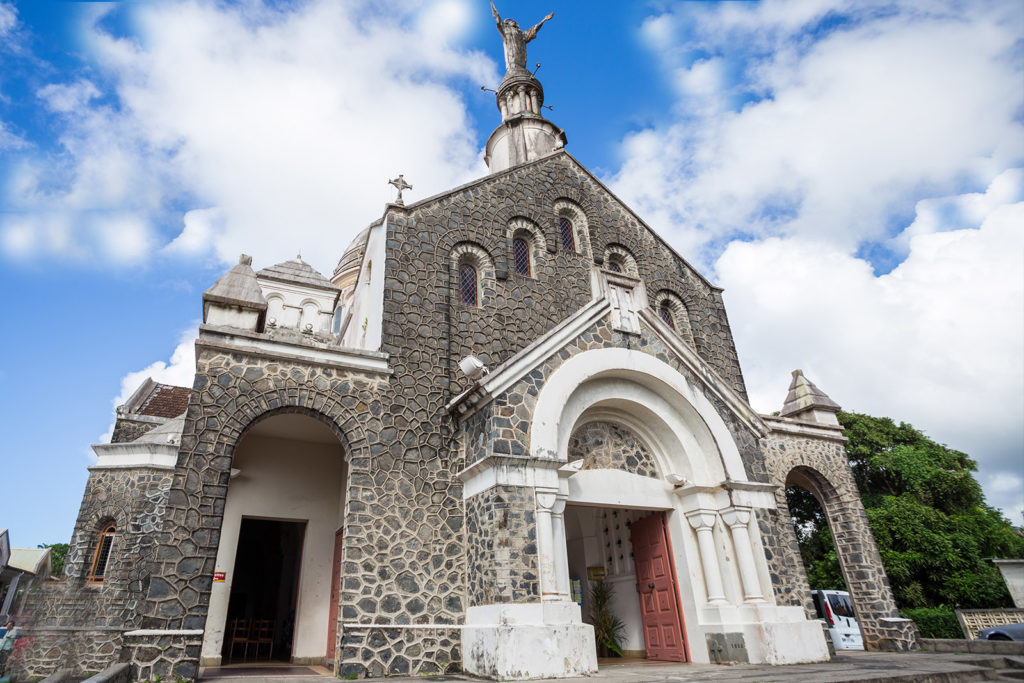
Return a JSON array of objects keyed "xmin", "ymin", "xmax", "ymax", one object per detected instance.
[
  {"xmin": 787, "ymin": 411, "xmax": 1024, "ymax": 609},
  {"xmin": 38, "ymin": 543, "xmax": 68, "ymax": 578}
]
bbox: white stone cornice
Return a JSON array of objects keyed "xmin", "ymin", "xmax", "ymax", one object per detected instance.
[
  {"xmin": 761, "ymin": 414, "xmax": 847, "ymax": 442},
  {"xmin": 90, "ymin": 442, "xmax": 179, "ymax": 470},
  {"xmin": 198, "ymin": 325, "xmax": 391, "ymax": 374},
  {"xmin": 457, "ymin": 454, "xmax": 563, "ymax": 499}
]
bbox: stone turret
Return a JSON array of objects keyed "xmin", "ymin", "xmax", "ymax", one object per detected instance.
[
  {"xmin": 779, "ymin": 369, "xmax": 841, "ymax": 425},
  {"xmin": 202, "ymin": 253, "xmax": 267, "ymax": 332}
]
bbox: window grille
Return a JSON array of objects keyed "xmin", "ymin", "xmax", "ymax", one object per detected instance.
[
  {"xmin": 608, "ymin": 259, "xmax": 622, "ymax": 273},
  {"xmin": 459, "ymin": 263, "xmax": 478, "ymax": 306},
  {"xmin": 513, "ymin": 238, "xmax": 531, "ymax": 276},
  {"xmin": 88, "ymin": 525, "xmax": 116, "ymax": 583},
  {"xmin": 559, "ymin": 217, "xmax": 575, "ymax": 252},
  {"xmin": 659, "ymin": 303, "xmax": 675, "ymax": 330}
]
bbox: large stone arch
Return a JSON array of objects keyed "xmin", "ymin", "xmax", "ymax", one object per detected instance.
[
  {"xmin": 127, "ymin": 345, "xmax": 385, "ymax": 678},
  {"xmin": 761, "ymin": 426, "xmax": 919, "ymax": 652}
]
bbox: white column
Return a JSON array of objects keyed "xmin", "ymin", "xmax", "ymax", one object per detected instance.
[
  {"xmin": 518, "ymin": 86, "xmax": 528, "ymax": 113},
  {"xmin": 536, "ymin": 489, "xmax": 559, "ymax": 600},
  {"xmin": 721, "ymin": 506, "xmax": 765, "ymax": 602},
  {"xmin": 529, "ymin": 88, "xmax": 540, "ymax": 114},
  {"xmin": 686, "ymin": 510, "xmax": 728, "ymax": 604},
  {"xmin": 551, "ymin": 494, "xmax": 570, "ymax": 599}
]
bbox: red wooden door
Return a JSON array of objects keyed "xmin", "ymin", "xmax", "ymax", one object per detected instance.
[
  {"xmin": 327, "ymin": 528, "xmax": 344, "ymax": 660},
  {"xmin": 630, "ymin": 512, "xmax": 687, "ymax": 661}
]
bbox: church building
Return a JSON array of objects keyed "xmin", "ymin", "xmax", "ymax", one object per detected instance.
[{"xmin": 13, "ymin": 7, "xmax": 918, "ymax": 681}]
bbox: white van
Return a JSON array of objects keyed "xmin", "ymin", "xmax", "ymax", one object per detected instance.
[{"xmin": 812, "ymin": 589, "xmax": 864, "ymax": 650}]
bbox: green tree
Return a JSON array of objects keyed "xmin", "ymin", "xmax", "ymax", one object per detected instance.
[
  {"xmin": 787, "ymin": 411, "xmax": 1024, "ymax": 609},
  {"xmin": 38, "ymin": 543, "xmax": 68, "ymax": 578}
]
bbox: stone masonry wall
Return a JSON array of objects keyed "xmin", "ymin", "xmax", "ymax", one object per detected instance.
[
  {"xmin": 465, "ymin": 485, "xmax": 539, "ymax": 607},
  {"xmin": 383, "ymin": 151, "xmax": 747, "ymax": 407},
  {"xmin": 111, "ymin": 416, "xmax": 164, "ymax": 444},
  {"xmin": 12, "ymin": 466, "xmax": 171, "ymax": 678},
  {"xmin": 568, "ymin": 421, "xmax": 658, "ymax": 478},
  {"xmin": 130, "ymin": 342, "xmax": 466, "ymax": 679},
  {"xmin": 762, "ymin": 427, "xmax": 919, "ymax": 652}
]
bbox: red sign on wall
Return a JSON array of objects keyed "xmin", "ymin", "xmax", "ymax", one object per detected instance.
[{"xmin": 213, "ymin": 572, "xmax": 226, "ymax": 582}]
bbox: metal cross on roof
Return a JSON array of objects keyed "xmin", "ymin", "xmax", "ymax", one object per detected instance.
[{"xmin": 388, "ymin": 174, "xmax": 413, "ymax": 205}]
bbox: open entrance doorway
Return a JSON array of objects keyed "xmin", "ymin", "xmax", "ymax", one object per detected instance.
[
  {"xmin": 222, "ymin": 518, "xmax": 306, "ymax": 663},
  {"xmin": 564, "ymin": 505, "xmax": 687, "ymax": 663},
  {"xmin": 785, "ymin": 467, "xmax": 865, "ymax": 650},
  {"xmin": 201, "ymin": 411, "xmax": 348, "ymax": 667}
]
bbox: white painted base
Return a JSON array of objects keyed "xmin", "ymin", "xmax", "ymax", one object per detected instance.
[
  {"xmin": 699, "ymin": 604, "xmax": 829, "ymax": 665},
  {"xmin": 757, "ymin": 621, "xmax": 830, "ymax": 664},
  {"xmin": 462, "ymin": 603, "xmax": 598, "ymax": 680}
]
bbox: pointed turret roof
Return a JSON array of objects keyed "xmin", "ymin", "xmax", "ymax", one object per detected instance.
[
  {"xmin": 203, "ymin": 254, "xmax": 268, "ymax": 313},
  {"xmin": 780, "ymin": 369, "xmax": 841, "ymax": 418},
  {"xmin": 258, "ymin": 256, "xmax": 339, "ymax": 292}
]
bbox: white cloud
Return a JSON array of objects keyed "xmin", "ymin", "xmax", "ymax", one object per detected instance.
[
  {"xmin": 99, "ymin": 326, "xmax": 199, "ymax": 446},
  {"xmin": 0, "ymin": 2, "xmax": 16, "ymax": 38},
  {"xmin": 37, "ymin": 80, "xmax": 102, "ymax": 113},
  {"xmin": 0, "ymin": 121, "xmax": 27, "ymax": 150},
  {"xmin": 1, "ymin": 0, "xmax": 497, "ymax": 275},
  {"xmin": 613, "ymin": 0, "xmax": 1024, "ymax": 265},
  {"xmin": 717, "ymin": 198, "xmax": 1023, "ymax": 518},
  {"xmin": 608, "ymin": 0, "xmax": 1024, "ymax": 518}
]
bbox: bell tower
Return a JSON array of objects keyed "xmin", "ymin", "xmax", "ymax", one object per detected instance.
[{"xmin": 485, "ymin": 2, "xmax": 567, "ymax": 173}]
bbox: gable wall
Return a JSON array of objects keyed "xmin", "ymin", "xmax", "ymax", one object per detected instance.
[{"xmin": 381, "ymin": 152, "xmax": 747, "ymax": 405}]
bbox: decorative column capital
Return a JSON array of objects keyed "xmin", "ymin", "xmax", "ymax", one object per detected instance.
[
  {"xmin": 720, "ymin": 506, "xmax": 751, "ymax": 528},
  {"xmin": 685, "ymin": 509, "xmax": 718, "ymax": 531},
  {"xmin": 536, "ymin": 488, "xmax": 558, "ymax": 511}
]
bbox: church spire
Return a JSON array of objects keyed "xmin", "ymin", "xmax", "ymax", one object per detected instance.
[{"xmin": 484, "ymin": 2, "xmax": 566, "ymax": 174}]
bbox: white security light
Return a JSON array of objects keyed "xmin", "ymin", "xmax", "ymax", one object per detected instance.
[{"xmin": 458, "ymin": 355, "xmax": 489, "ymax": 382}]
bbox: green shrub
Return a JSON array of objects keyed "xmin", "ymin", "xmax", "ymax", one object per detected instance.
[{"xmin": 901, "ymin": 606, "xmax": 962, "ymax": 639}]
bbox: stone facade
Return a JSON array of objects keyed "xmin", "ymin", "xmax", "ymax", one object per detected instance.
[
  {"xmin": 11, "ymin": 467, "xmax": 171, "ymax": 678},
  {"xmin": 569, "ymin": 421, "xmax": 658, "ymax": 479},
  {"xmin": 21, "ymin": 149, "xmax": 914, "ymax": 679},
  {"xmin": 465, "ymin": 485, "xmax": 538, "ymax": 607}
]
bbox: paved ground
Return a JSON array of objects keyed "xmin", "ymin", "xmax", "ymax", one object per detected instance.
[{"xmin": 200, "ymin": 651, "xmax": 1024, "ymax": 683}]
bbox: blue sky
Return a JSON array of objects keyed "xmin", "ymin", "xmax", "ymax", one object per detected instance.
[{"xmin": 1, "ymin": 0, "xmax": 1022, "ymax": 549}]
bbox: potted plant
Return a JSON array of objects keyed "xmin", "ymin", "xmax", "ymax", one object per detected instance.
[{"xmin": 589, "ymin": 580, "xmax": 625, "ymax": 657}]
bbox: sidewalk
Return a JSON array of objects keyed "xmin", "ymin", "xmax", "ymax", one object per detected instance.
[{"xmin": 199, "ymin": 651, "xmax": 1024, "ymax": 683}]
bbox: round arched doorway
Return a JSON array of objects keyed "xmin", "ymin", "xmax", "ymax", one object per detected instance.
[{"xmin": 200, "ymin": 411, "xmax": 349, "ymax": 667}]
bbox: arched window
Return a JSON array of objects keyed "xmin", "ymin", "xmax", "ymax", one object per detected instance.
[
  {"xmin": 331, "ymin": 306, "xmax": 344, "ymax": 334},
  {"xmin": 88, "ymin": 524, "xmax": 116, "ymax": 584},
  {"xmin": 513, "ymin": 237, "xmax": 531, "ymax": 276},
  {"xmin": 604, "ymin": 245, "xmax": 639, "ymax": 277},
  {"xmin": 659, "ymin": 301, "xmax": 675, "ymax": 330},
  {"xmin": 559, "ymin": 217, "xmax": 576, "ymax": 252},
  {"xmin": 653, "ymin": 291, "xmax": 695, "ymax": 346},
  {"xmin": 459, "ymin": 263, "xmax": 478, "ymax": 306}
]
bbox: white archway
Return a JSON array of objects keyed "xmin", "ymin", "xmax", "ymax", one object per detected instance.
[{"xmin": 530, "ymin": 347, "xmax": 747, "ymax": 482}]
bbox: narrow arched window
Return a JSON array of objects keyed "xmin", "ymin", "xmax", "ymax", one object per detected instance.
[
  {"xmin": 659, "ymin": 301, "xmax": 675, "ymax": 330},
  {"xmin": 513, "ymin": 238, "xmax": 531, "ymax": 276},
  {"xmin": 607, "ymin": 257, "xmax": 623, "ymax": 273},
  {"xmin": 459, "ymin": 263, "xmax": 478, "ymax": 306},
  {"xmin": 559, "ymin": 217, "xmax": 575, "ymax": 252},
  {"xmin": 88, "ymin": 524, "xmax": 116, "ymax": 583}
]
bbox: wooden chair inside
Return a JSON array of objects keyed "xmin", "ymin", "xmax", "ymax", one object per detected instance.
[
  {"xmin": 254, "ymin": 619, "xmax": 275, "ymax": 660},
  {"xmin": 227, "ymin": 617, "xmax": 254, "ymax": 662}
]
